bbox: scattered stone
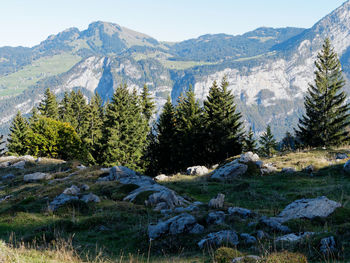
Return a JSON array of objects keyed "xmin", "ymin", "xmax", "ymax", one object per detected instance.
[
  {"xmin": 0, "ymin": 161, "xmax": 11, "ymax": 168},
  {"xmin": 148, "ymin": 213, "xmax": 203, "ymax": 240},
  {"xmin": 240, "ymin": 152, "xmax": 260, "ymax": 163},
  {"xmin": 11, "ymin": 160, "xmax": 26, "ymax": 169},
  {"xmin": 240, "ymin": 233, "xmax": 257, "ymax": 245},
  {"xmin": 208, "ymin": 193, "xmax": 225, "ymax": 209},
  {"xmin": 63, "ymin": 185, "xmax": 80, "ymax": 195},
  {"xmin": 320, "ymin": 236, "xmax": 338, "ymax": 256},
  {"xmin": 81, "ymin": 193, "xmax": 100, "ymax": 203},
  {"xmin": 193, "ymin": 201, "xmax": 203, "ymax": 206},
  {"xmin": 21, "ymin": 155, "xmax": 35, "ymax": 162},
  {"xmin": 303, "ymin": 165, "xmax": 314, "ymax": 173},
  {"xmin": 146, "ymin": 189, "xmax": 189, "ymax": 209},
  {"xmin": 259, "ymin": 217, "xmax": 291, "ymax": 233},
  {"xmin": 154, "ymin": 174, "xmax": 169, "ymax": 182},
  {"xmin": 228, "ymin": 207, "xmax": 254, "ymax": 218},
  {"xmin": 232, "ymin": 255, "xmax": 261, "ymax": 263},
  {"xmin": 344, "ymin": 160, "xmax": 350, "ymax": 173},
  {"xmin": 80, "ymin": 184, "xmax": 90, "ymax": 191},
  {"xmin": 48, "ymin": 194, "xmax": 79, "ymax": 211},
  {"xmin": 186, "ymin": 166, "xmax": 209, "ymax": 176},
  {"xmin": 24, "ymin": 172, "xmax": 52, "ymax": 182},
  {"xmin": 274, "ymin": 196, "xmax": 341, "ymax": 223},
  {"xmin": 336, "ymin": 153, "xmax": 348, "ymax": 160},
  {"xmin": 198, "ymin": 230, "xmax": 239, "ymax": 249},
  {"xmin": 211, "ymin": 164, "xmax": 219, "ymax": 170},
  {"xmin": 2, "ymin": 174, "xmax": 15, "ymax": 180},
  {"xmin": 275, "ymin": 232, "xmax": 314, "ymax": 243},
  {"xmin": 206, "ymin": 211, "xmax": 226, "ymax": 225},
  {"xmin": 0, "ymin": 195, "xmax": 12, "ymax": 203},
  {"xmin": 189, "ymin": 223, "xmax": 205, "ymax": 234},
  {"xmin": 35, "ymin": 157, "xmax": 42, "ymax": 163},
  {"xmin": 211, "ymin": 161, "xmax": 248, "ymax": 180},
  {"xmin": 77, "ymin": 164, "xmax": 87, "ymax": 170},
  {"xmin": 260, "ymin": 163, "xmax": 277, "ymax": 175},
  {"xmin": 0, "ymin": 156, "xmax": 17, "ymax": 163},
  {"xmin": 256, "ymin": 230, "xmax": 269, "ymax": 240},
  {"xmin": 282, "ymin": 167, "xmax": 296, "ymax": 173}
]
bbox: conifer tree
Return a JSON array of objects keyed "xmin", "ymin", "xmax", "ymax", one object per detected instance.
[
  {"xmin": 259, "ymin": 125, "xmax": 277, "ymax": 157},
  {"xmin": 0, "ymin": 135, "xmax": 5, "ymax": 156},
  {"xmin": 7, "ymin": 111, "xmax": 30, "ymax": 155},
  {"xmin": 101, "ymin": 84, "xmax": 147, "ymax": 170},
  {"xmin": 141, "ymin": 84, "xmax": 155, "ymax": 122},
  {"xmin": 38, "ymin": 88, "xmax": 59, "ymax": 119},
  {"xmin": 203, "ymin": 77, "xmax": 243, "ymax": 164},
  {"xmin": 28, "ymin": 107, "xmax": 39, "ymax": 125},
  {"xmin": 280, "ymin": 132, "xmax": 296, "ymax": 151},
  {"xmin": 149, "ymin": 96, "xmax": 177, "ymax": 174},
  {"xmin": 243, "ymin": 127, "xmax": 257, "ymax": 152},
  {"xmin": 175, "ymin": 87, "xmax": 204, "ymax": 169},
  {"xmin": 59, "ymin": 91, "xmax": 74, "ymax": 123},
  {"xmin": 70, "ymin": 90, "xmax": 88, "ymax": 136},
  {"xmin": 296, "ymin": 38, "xmax": 350, "ymax": 147}
]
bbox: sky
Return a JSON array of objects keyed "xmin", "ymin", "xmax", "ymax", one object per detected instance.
[{"xmin": 0, "ymin": 0, "xmax": 346, "ymax": 47}]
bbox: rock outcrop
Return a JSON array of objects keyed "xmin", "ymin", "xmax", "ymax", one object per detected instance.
[
  {"xmin": 211, "ymin": 161, "xmax": 248, "ymax": 180},
  {"xmin": 208, "ymin": 193, "xmax": 225, "ymax": 209},
  {"xmin": 24, "ymin": 172, "xmax": 52, "ymax": 182},
  {"xmin": 186, "ymin": 166, "xmax": 209, "ymax": 176},
  {"xmin": 198, "ymin": 230, "xmax": 239, "ymax": 249}
]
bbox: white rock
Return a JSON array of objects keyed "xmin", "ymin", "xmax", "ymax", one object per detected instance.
[
  {"xmin": 11, "ymin": 161, "xmax": 26, "ymax": 169},
  {"xmin": 63, "ymin": 185, "xmax": 80, "ymax": 195},
  {"xmin": 81, "ymin": 193, "xmax": 100, "ymax": 203},
  {"xmin": 240, "ymin": 152, "xmax": 260, "ymax": 163},
  {"xmin": 48, "ymin": 194, "xmax": 78, "ymax": 211},
  {"xmin": 24, "ymin": 172, "xmax": 52, "ymax": 182},
  {"xmin": 186, "ymin": 166, "xmax": 209, "ymax": 176},
  {"xmin": 275, "ymin": 232, "xmax": 314, "ymax": 243},
  {"xmin": 208, "ymin": 193, "xmax": 225, "ymax": 209},
  {"xmin": 211, "ymin": 161, "xmax": 248, "ymax": 180},
  {"xmin": 198, "ymin": 230, "xmax": 239, "ymax": 249},
  {"xmin": 228, "ymin": 207, "xmax": 253, "ymax": 218},
  {"xmin": 275, "ymin": 196, "xmax": 341, "ymax": 223},
  {"xmin": 282, "ymin": 167, "xmax": 297, "ymax": 173},
  {"xmin": 154, "ymin": 174, "xmax": 169, "ymax": 182}
]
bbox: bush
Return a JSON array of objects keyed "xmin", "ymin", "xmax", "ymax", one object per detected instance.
[
  {"xmin": 264, "ymin": 251, "xmax": 308, "ymax": 263},
  {"xmin": 214, "ymin": 247, "xmax": 243, "ymax": 263}
]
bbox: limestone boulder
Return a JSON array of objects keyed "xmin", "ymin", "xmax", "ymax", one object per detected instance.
[
  {"xmin": 206, "ymin": 211, "xmax": 225, "ymax": 225},
  {"xmin": 198, "ymin": 230, "xmax": 239, "ymax": 249},
  {"xmin": 211, "ymin": 161, "xmax": 247, "ymax": 180},
  {"xmin": 186, "ymin": 166, "xmax": 209, "ymax": 176},
  {"xmin": 48, "ymin": 194, "xmax": 78, "ymax": 211},
  {"xmin": 240, "ymin": 152, "xmax": 260, "ymax": 163},
  {"xmin": 208, "ymin": 193, "xmax": 225, "ymax": 209},
  {"xmin": 81, "ymin": 193, "xmax": 100, "ymax": 203},
  {"xmin": 24, "ymin": 172, "xmax": 52, "ymax": 182}
]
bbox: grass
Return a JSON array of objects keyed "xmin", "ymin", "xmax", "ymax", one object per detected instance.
[
  {"xmin": 1, "ymin": 148, "xmax": 350, "ymax": 262},
  {"xmin": 0, "ymin": 53, "xmax": 81, "ymax": 97}
]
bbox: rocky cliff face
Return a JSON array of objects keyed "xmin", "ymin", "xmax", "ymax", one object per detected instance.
[{"xmin": 1, "ymin": 2, "xmax": 350, "ymax": 138}]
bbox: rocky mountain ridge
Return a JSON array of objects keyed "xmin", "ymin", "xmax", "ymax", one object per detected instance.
[{"xmin": 1, "ymin": 1, "xmax": 350, "ymax": 138}]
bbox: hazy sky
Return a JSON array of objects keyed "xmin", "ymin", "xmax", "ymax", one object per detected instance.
[{"xmin": 0, "ymin": 0, "xmax": 346, "ymax": 47}]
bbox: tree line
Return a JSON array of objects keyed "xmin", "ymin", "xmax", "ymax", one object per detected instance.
[{"xmin": 4, "ymin": 38, "xmax": 350, "ymax": 175}]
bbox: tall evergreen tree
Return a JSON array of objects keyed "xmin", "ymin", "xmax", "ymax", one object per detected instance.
[
  {"xmin": 7, "ymin": 111, "xmax": 30, "ymax": 155},
  {"xmin": 38, "ymin": 88, "xmax": 59, "ymax": 119},
  {"xmin": 203, "ymin": 77, "xmax": 243, "ymax": 164},
  {"xmin": 243, "ymin": 127, "xmax": 257, "ymax": 152},
  {"xmin": 70, "ymin": 90, "xmax": 89, "ymax": 136},
  {"xmin": 141, "ymin": 84, "xmax": 155, "ymax": 122},
  {"xmin": 296, "ymin": 38, "xmax": 350, "ymax": 147},
  {"xmin": 0, "ymin": 135, "xmax": 5, "ymax": 156},
  {"xmin": 259, "ymin": 125, "xmax": 277, "ymax": 157},
  {"xmin": 149, "ymin": 96, "xmax": 177, "ymax": 174},
  {"xmin": 100, "ymin": 84, "xmax": 147, "ymax": 170},
  {"xmin": 28, "ymin": 107, "xmax": 39, "ymax": 125},
  {"xmin": 175, "ymin": 87, "xmax": 204, "ymax": 169},
  {"xmin": 59, "ymin": 91, "xmax": 75, "ymax": 123}
]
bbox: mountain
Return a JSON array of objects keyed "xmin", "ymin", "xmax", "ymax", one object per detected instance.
[{"xmin": 1, "ymin": 1, "xmax": 350, "ymax": 139}]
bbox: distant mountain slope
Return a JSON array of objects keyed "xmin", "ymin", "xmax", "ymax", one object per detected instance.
[{"xmin": 2, "ymin": 1, "xmax": 350, "ymax": 139}]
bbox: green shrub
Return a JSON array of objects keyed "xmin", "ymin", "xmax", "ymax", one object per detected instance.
[
  {"xmin": 264, "ymin": 251, "xmax": 308, "ymax": 263},
  {"xmin": 214, "ymin": 247, "xmax": 243, "ymax": 263}
]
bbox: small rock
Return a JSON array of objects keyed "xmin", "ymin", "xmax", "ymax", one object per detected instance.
[
  {"xmin": 81, "ymin": 193, "xmax": 100, "ymax": 203},
  {"xmin": 0, "ymin": 195, "xmax": 12, "ymax": 203},
  {"xmin": 260, "ymin": 163, "xmax": 277, "ymax": 175},
  {"xmin": 320, "ymin": 236, "xmax": 338, "ymax": 256},
  {"xmin": 0, "ymin": 161, "xmax": 11, "ymax": 168},
  {"xmin": 198, "ymin": 230, "xmax": 239, "ymax": 249},
  {"xmin": 11, "ymin": 160, "xmax": 26, "ymax": 169},
  {"xmin": 63, "ymin": 185, "xmax": 80, "ymax": 195},
  {"xmin": 275, "ymin": 232, "xmax": 314, "ymax": 243},
  {"xmin": 80, "ymin": 184, "xmax": 90, "ymax": 191},
  {"xmin": 24, "ymin": 172, "xmax": 52, "ymax": 182},
  {"xmin": 206, "ymin": 211, "xmax": 225, "ymax": 225},
  {"xmin": 259, "ymin": 217, "xmax": 291, "ymax": 233},
  {"xmin": 208, "ymin": 193, "xmax": 225, "ymax": 209},
  {"xmin": 232, "ymin": 255, "xmax": 261, "ymax": 263},
  {"xmin": 240, "ymin": 233, "xmax": 257, "ymax": 245},
  {"xmin": 2, "ymin": 174, "xmax": 15, "ymax": 180},
  {"xmin": 77, "ymin": 164, "xmax": 87, "ymax": 170},
  {"xmin": 336, "ymin": 153, "xmax": 348, "ymax": 160},
  {"xmin": 193, "ymin": 201, "xmax": 203, "ymax": 206},
  {"xmin": 35, "ymin": 157, "xmax": 42, "ymax": 163},
  {"xmin": 275, "ymin": 196, "xmax": 341, "ymax": 223},
  {"xmin": 228, "ymin": 207, "xmax": 253, "ymax": 218},
  {"xmin": 189, "ymin": 223, "xmax": 205, "ymax": 234},
  {"xmin": 211, "ymin": 161, "xmax": 248, "ymax": 180},
  {"xmin": 282, "ymin": 167, "xmax": 296, "ymax": 173},
  {"xmin": 48, "ymin": 194, "xmax": 79, "ymax": 211},
  {"xmin": 240, "ymin": 152, "xmax": 260, "ymax": 163},
  {"xmin": 154, "ymin": 174, "xmax": 169, "ymax": 182},
  {"xmin": 186, "ymin": 166, "xmax": 209, "ymax": 176},
  {"xmin": 211, "ymin": 164, "xmax": 219, "ymax": 170}
]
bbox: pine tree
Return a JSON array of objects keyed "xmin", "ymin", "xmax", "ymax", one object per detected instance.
[
  {"xmin": 59, "ymin": 91, "xmax": 75, "ymax": 123},
  {"xmin": 0, "ymin": 135, "xmax": 5, "ymax": 156},
  {"xmin": 70, "ymin": 90, "xmax": 88, "ymax": 136},
  {"xmin": 149, "ymin": 96, "xmax": 177, "ymax": 174},
  {"xmin": 296, "ymin": 38, "xmax": 350, "ymax": 147},
  {"xmin": 141, "ymin": 84, "xmax": 155, "ymax": 122},
  {"xmin": 38, "ymin": 88, "xmax": 59, "ymax": 119},
  {"xmin": 28, "ymin": 107, "xmax": 39, "ymax": 125},
  {"xmin": 7, "ymin": 111, "xmax": 30, "ymax": 155},
  {"xmin": 203, "ymin": 77, "xmax": 243, "ymax": 164},
  {"xmin": 83, "ymin": 93, "xmax": 104, "ymax": 163},
  {"xmin": 100, "ymin": 84, "xmax": 147, "ymax": 170},
  {"xmin": 280, "ymin": 132, "xmax": 296, "ymax": 151},
  {"xmin": 259, "ymin": 125, "xmax": 277, "ymax": 157},
  {"xmin": 175, "ymin": 87, "xmax": 204, "ymax": 169},
  {"xmin": 243, "ymin": 127, "xmax": 257, "ymax": 152}
]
